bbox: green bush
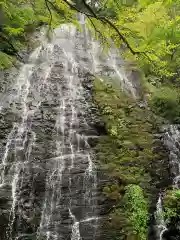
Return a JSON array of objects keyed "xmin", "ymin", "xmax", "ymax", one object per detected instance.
[
  {"xmin": 123, "ymin": 184, "xmax": 148, "ymax": 240},
  {"xmin": 150, "ymin": 87, "xmax": 180, "ymax": 123},
  {"xmin": 164, "ymin": 189, "xmax": 180, "ymax": 222},
  {"xmin": 0, "ymin": 0, "xmax": 66, "ymax": 69}
]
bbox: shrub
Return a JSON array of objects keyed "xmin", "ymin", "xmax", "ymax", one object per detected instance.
[
  {"xmin": 150, "ymin": 86, "xmax": 180, "ymax": 123},
  {"xmin": 123, "ymin": 184, "xmax": 148, "ymax": 240},
  {"xmin": 164, "ymin": 189, "xmax": 180, "ymax": 222}
]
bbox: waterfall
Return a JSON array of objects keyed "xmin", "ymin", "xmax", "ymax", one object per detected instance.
[
  {"xmin": 164, "ymin": 125, "xmax": 180, "ymax": 189},
  {"xmin": 155, "ymin": 194, "xmax": 167, "ymax": 240},
  {"xmin": 0, "ymin": 38, "xmax": 54, "ymax": 240},
  {"xmin": 155, "ymin": 125, "xmax": 180, "ymax": 239},
  {"xmin": 0, "ymin": 15, "xmax": 138, "ymax": 240},
  {"xmin": 90, "ymin": 40, "xmax": 137, "ymax": 97}
]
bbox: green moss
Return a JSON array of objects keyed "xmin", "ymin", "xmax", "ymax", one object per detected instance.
[
  {"xmin": 93, "ymin": 78, "xmax": 158, "ymax": 239},
  {"xmin": 93, "ymin": 79, "xmax": 155, "ymax": 185},
  {"xmin": 103, "ymin": 185, "xmax": 124, "ymax": 201}
]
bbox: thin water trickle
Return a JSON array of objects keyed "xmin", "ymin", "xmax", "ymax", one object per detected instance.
[
  {"xmin": 7, "ymin": 165, "xmax": 20, "ymax": 239},
  {"xmin": 155, "ymin": 195, "xmax": 167, "ymax": 240},
  {"xmin": 69, "ymin": 209, "xmax": 81, "ymax": 240},
  {"xmin": 0, "ymin": 124, "xmax": 17, "ymax": 184}
]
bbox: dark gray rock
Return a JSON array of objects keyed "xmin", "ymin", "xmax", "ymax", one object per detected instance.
[{"xmin": 0, "ymin": 24, "xmax": 112, "ymax": 240}]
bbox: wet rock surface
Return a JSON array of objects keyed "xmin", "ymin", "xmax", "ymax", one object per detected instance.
[
  {"xmin": 0, "ymin": 22, "xmax": 111, "ymax": 240},
  {"xmin": 148, "ymin": 129, "xmax": 171, "ymax": 240}
]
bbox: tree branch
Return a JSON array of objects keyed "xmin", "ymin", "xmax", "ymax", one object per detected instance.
[
  {"xmin": 0, "ymin": 33, "xmax": 23, "ymax": 61},
  {"xmin": 101, "ymin": 17, "xmax": 141, "ymax": 55},
  {"xmin": 44, "ymin": 0, "xmax": 53, "ymax": 27},
  {"xmin": 61, "ymin": 0, "xmax": 83, "ymax": 12},
  {"xmin": 80, "ymin": 0, "xmax": 141, "ymax": 54},
  {"xmin": 45, "ymin": 0, "xmax": 68, "ymax": 17},
  {"xmin": 81, "ymin": 0, "xmax": 97, "ymax": 18},
  {"xmin": 61, "ymin": 0, "xmax": 141, "ymax": 55},
  {"xmin": 87, "ymin": 16, "xmax": 104, "ymax": 41}
]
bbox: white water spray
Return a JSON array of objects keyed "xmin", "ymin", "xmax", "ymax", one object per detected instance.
[{"xmin": 155, "ymin": 194, "xmax": 167, "ymax": 240}]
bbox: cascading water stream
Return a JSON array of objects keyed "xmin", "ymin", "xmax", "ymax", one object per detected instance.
[
  {"xmin": 1, "ymin": 42, "xmax": 54, "ymax": 240},
  {"xmin": 155, "ymin": 194, "xmax": 167, "ymax": 240},
  {"xmin": 0, "ymin": 15, "xmax": 138, "ymax": 240},
  {"xmin": 155, "ymin": 125, "xmax": 180, "ymax": 239},
  {"xmin": 0, "ymin": 34, "xmax": 55, "ymax": 239},
  {"xmin": 37, "ymin": 23, "xmax": 99, "ymax": 240},
  {"xmin": 164, "ymin": 125, "xmax": 180, "ymax": 189}
]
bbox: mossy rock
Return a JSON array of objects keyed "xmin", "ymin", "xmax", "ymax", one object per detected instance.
[
  {"xmin": 93, "ymin": 78, "xmax": 156, "ymax": 186},
  {"xmin": 93, "ymin": 78, "xmax": 160, "ymax": 240}
]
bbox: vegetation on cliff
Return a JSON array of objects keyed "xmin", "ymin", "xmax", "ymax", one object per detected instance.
[
  {"xmin": 93, "ymin": 78, "xmax": 159, "ymax": 239},
  {"xmin": 0, "ymin": 0, "xmax": 40, "ymax": 68},
  {"xmin": 0, "ymin": 0, "xmax": 75, "ymax": 68},
  {"xmin": 123, "ymin": 184, "xmax": 148, "ymax": 240},
  {"xmin": 164, "ymin": 189, "xmax": 180, "ymax": 225},
  {"xmin": 149, "ymin": 87, "xmax": 180, "ymax": 124}
]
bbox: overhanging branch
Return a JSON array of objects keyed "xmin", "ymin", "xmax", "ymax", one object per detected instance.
[
  {"xmin": 44, "ymin": 0, "xmax": 53, "ymax": 27},
  {"xmin": 0, "ymin": 33, "xmax": 23, "ymax": 61},
  {"xmin": 81, "ymin": 0, "xmax": 97, "ymax": 18},
  {"xmin": 87, "ymin": 17, "xmax": 104, "ymax": 41},
  {"xmin": 46, "ymin": 0, "xmax": 66, "ymax": 15},
  {"xmin": 60, "ymin": 0, "xmax": 142, "ymax": 55}
]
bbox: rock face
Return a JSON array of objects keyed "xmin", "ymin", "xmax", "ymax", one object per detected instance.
[
  {"xmin": 148, "ymin": 131, "xmax": 170, "ymax": 240},
  {"xmin": 0, "ymin": 22, "xmax": 110, "ymax": 240}
]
